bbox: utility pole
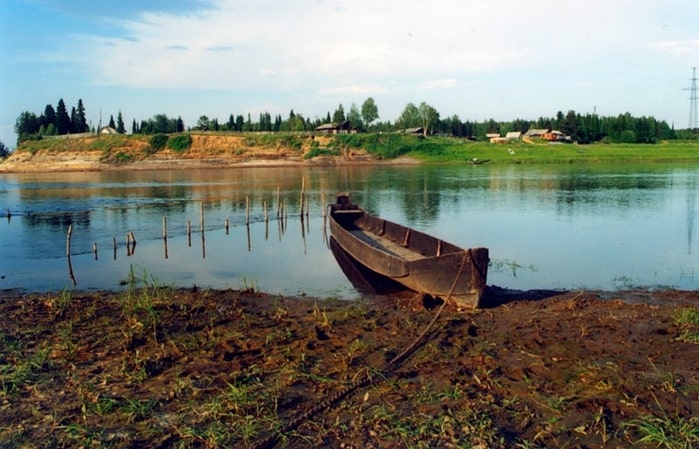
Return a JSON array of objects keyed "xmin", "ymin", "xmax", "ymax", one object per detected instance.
[{"xmin": 685, "ymin": 67, "xmax": 698, "ymax": 131}]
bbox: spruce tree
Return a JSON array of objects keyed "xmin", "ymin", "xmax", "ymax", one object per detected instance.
[
  {"xmin": 75, "ymin": 99, "xmax": 88, "ymax": 132},
  {"xmin": 55, "ymin": 99, "xmax": 71, "ymax": 135},
  {"xmin": 43, "ymin": 104, "xmax": 56, "ymax": 131},
  {"xmin": 116, "ymin": 111, "xmax": 126, "ymax": 133}
]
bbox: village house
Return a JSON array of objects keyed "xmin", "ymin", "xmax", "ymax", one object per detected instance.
[
  {"xmin": 489, "ymin": 131, "xmax": 521, "ymax": 144},
  {"xmin": 524, "ymin": 128, "xmax": 570, "ymax": 142},
  {"xmin": 314, "ymin": 121, "xmax": 351, "ymax": 134}
]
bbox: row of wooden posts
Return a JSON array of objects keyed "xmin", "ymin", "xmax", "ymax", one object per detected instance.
[{"xmin": 65, "ymin": 181, "xmax": 330, "ymax": 261}]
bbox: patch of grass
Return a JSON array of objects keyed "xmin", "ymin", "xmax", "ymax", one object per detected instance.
[
  {"xmin": 304, "ymin": 146, "xmax": 340, "ymax": 159},
  {"xmin": 624, "ymin": 414, "xmax": 699, "ymax": 448},
  {"xmin": 673, "ymin": 307, "xmax": 699, "ymax": 344},
  {"xmin": 114, "ymin": 151, "xmax": 133, "ymax": 163},
  {"xmin": 0, "ymin": 343, "xmax": 52, "ymax": 395}
]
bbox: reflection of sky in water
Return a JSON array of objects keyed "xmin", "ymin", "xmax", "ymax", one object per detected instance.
[{"xmin": 0, "ymin": 164, "xmax": 697, "ymax": 295}]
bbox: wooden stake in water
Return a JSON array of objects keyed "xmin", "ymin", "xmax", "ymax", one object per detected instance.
[
  {"xmin": 93, "ymin": 242, "xmax": 98, "ymax": 260},
  {"xmin": 113, "ymin": 236, "xmax": 117, "ymax": 260},
  {"xmin": 200, "ymin": 202, "xmax": 205, "ymax": 232},
  {"xmin": 263, "ymin": 200, "xmax": 268, "ymax": 223},
  {"xmin": 276, "ymin": 185, "xmax": 281, "ymax": 218},
  {"xmin": 299, "ymin": 176, "xmax": 305, "ymax": 216},
  {"xmin": 66, "ymin": 224, "xmax": 73, "ymax": 257},
  {"xmin": 246, "ymin": 196, "xmax": 250, "ymax": 225},
  {"xmin": 187, "ymin": 220, "xmax": 192, "ymax": 247},
  {"xmin": 163, "ymin": 216, "xmax": 169, "ymax": 259},
  {"xmin": 126, "ymin": 231, "xmax": 137, "ymax": 256},
  {"xmin": 225, "ymin": 217, "xmax": 230, "ymax": 234}
]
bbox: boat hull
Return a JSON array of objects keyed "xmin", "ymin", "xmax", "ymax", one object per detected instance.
[{"xmin": 329, "ymin": 200, "xmax": 489, "ymax": 308}]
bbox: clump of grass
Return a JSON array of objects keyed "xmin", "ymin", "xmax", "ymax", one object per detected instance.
[
  {"xmin": 673, "ymin": 307, "xmax": 699, "ymax": 344},
  {"xmin": 624, "ymin": 413, "xmax": 699, "ymax": 448},
  {"xmin": 118, "ymin": 266, "xmax": 171, "ymax": 347}
]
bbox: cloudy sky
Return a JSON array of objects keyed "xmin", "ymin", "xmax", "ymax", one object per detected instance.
[{"xmin": 1, "ymin": 0, "xmax": 698, "ymax": 147}]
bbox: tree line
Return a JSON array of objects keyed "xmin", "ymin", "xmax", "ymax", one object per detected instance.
[
  {"xmin": 14, "ymin": 98, "xmax": 93, "ymax": 142},
  {"xmin": 13, "ymin": 96, "xmax": 686, "ymax": 148}
]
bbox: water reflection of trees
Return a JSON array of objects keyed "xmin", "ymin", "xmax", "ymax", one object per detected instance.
[
  {"xmin": 554, "ymin": 171, "xmax": 671, "ymax": 215},
  {"xmin": 24, "ymin": 210, "xmax": 91, "ymax": 231}
]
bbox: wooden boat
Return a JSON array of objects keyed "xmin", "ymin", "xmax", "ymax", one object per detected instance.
[{"xmin": 328, "ymin": 194, "xmax": 489, "ymax": 308}]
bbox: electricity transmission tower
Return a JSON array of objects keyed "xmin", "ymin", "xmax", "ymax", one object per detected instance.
[{"xmin": 685, "ymin": 67, "xmax": 698, "ymax": 130}]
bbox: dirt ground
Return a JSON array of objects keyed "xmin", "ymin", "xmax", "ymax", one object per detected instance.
[{"xmin": 1, "ymin": 286, "xmax": 698, "ymax": 448}]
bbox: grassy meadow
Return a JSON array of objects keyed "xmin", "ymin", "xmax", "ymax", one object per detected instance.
[{"xmin": 331, "ymin": 134, "xmax": 699, "ymax": 164}]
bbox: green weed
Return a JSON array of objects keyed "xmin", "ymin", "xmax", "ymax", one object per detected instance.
[
  {"xmin": 624, "ymin": 414, "xmax": 699, "ymax": 448},
  {"xmin": 673, "ymin": 307, "xmax": 699, "ymax": 344}
]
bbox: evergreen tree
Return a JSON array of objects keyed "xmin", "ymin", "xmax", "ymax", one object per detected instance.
[
  {"xmin": 55, "ymin": 99, "xmax": 71, "ymax": 135},
  {"xmin": 176, "ymin": 116, "xmax": 185, "ymax": 132},
  {"xmin": 42, "ymin": 104, "xmax": 56, "ymax": 131},
  {"xmin": 75, "ymin": 99, "xmax": 88, "ymax": 132},
  {"xmin": 70, "ymin": 107, "xmax": 78, "ymax": 133},
  {"xmin": 108, "ymin": 115, "xmax": 116, "ymax": 129},
  {"xmin": 132, "ymin": 119, "xmax": 139, "ymax": 134},
  {"xmin": 273, "ymin": 114, "xmax": 282, "ymax": 132},
  {"xmin": 332, "ymin": 104, "xmax": 345, "ymax": 124},
  {"xmin": 116, "ymin": 111, "xmax": 126, "ymax": 133}
]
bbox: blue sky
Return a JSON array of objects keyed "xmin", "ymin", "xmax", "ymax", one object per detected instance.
[{"xmin": 1, "ymin": 0, "xmax": 698, "ymax": 148}]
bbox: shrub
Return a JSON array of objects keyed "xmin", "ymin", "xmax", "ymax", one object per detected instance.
[
  {"xmin": 149, "ymin": 134, "xmax": 169, "ymax": 153},
  {"xmin": 167, "ymin": 134, "xmax": 192, "ymax": 153},
  {"xmin": 304, "ymin": 147, "xmax": 340, "ymax": 159},
  {"xmin": 114, "ymin": 152, "xmax": 133, "ymax": 163}
]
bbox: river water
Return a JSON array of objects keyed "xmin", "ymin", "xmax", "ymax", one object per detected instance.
[{"xmin": 1, "ymin": 163, "xmax": 697, "ymax": 298}]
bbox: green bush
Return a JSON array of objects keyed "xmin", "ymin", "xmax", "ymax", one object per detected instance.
[
  {"xmin": 149, "ymin": 134, "xmax": 169, "ymax": 153},
  {"xmin": 167, "ymin": 134, "xmax": 192, "ymax": 153},
  {"xmin": 304, "ymin": 147, "xmax": 340, "ymax": 159},
  {"xmin": 114, "ymin": 152, "xmax": 133, "ymax": 163}
]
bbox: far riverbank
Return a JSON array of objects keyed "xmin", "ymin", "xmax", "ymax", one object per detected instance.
[{"xmin": 1, "ymin": 133, "xmax": 698, "ymax": 173}]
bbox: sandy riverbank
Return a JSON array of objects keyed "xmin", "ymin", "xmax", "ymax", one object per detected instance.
[{"xmin": 0, "ymin": 133, "xmax": 421, "ymax": 173}]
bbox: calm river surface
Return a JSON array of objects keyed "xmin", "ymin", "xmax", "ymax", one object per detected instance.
[{"xmin": 1, "ymin": 163, "xmax": 697, "ymax": 298}]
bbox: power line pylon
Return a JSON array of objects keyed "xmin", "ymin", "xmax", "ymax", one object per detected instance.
[{"xmin": 685, "ymin": 67, "xmax": 698, "ymax": 130}]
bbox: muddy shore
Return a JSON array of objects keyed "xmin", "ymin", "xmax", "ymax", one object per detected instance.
[{"xmin": 1, "ymin": 286, "xmax": 698, "ymax": 448}]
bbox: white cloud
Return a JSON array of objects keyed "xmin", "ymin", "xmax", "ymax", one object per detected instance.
[
  {"xmin": 418, "ymin": 79, "xmax": 457, "ymax": 91},
  {"xmin": 652, "ymin": 40, "xmax": 699, "ymax": 56},
  {"xmin": 70, "ymin": 0, "xmax": 584, "ymax": 91}
]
